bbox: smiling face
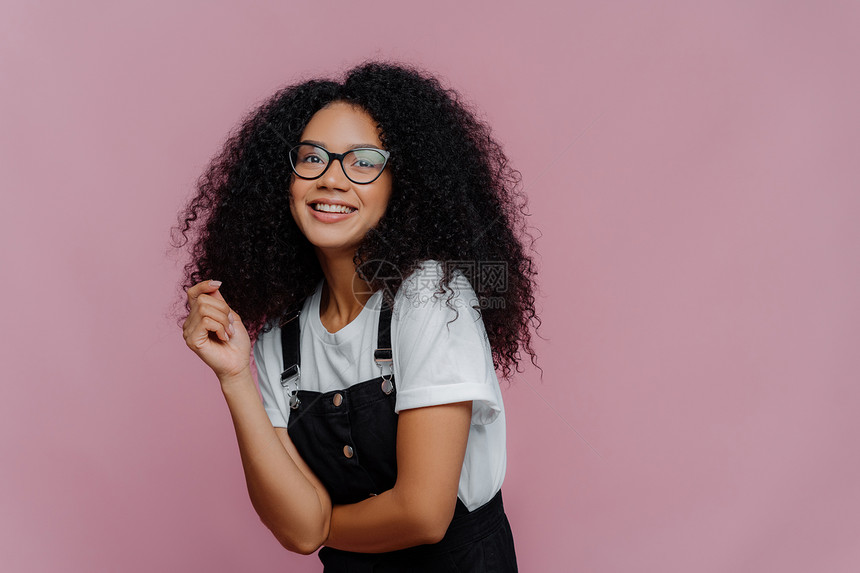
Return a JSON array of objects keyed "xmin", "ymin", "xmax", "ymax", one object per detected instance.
[{"xmin": 288, "ymin": 101, "xmax": 393, "ymax": 260}]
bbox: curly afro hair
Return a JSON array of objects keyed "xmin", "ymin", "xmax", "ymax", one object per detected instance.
[{"xmin": 171, "ymin": 61, "xmax": 540, "ymax": 379}]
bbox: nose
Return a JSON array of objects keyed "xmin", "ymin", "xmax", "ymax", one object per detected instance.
[{"xmin": 317, "ymin": 156, "xmax": 350, "ymax": 191}]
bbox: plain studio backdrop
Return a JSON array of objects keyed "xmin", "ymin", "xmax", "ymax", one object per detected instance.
[{"xmin": 1, "ymin": 1, "xmax": 858, "ymax": 572}]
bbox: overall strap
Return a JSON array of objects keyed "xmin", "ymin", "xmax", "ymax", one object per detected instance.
[
  {"xmin": 280, "ymin": 309, "xmax": 301, "ymax": 373},
  {"xmin": 279, "ymin": 309, "xmax": 302, "ymax": 409},
  {"xmin": 374, "ymin": 303, "xmax": 393, "ymax": 363},
  {"xmin": 375, "ymin": 303, "xmax": 394, "ymax": 394}
]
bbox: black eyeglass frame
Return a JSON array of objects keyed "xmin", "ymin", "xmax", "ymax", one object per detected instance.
[{"xmin": 288, "ymin": 143, "xmax": 392, "ymax": 185}]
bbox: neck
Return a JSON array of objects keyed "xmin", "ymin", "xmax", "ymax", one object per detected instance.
[{"xmin": 316, "ymin": 247, "xmax": 373, "ymax": 330}]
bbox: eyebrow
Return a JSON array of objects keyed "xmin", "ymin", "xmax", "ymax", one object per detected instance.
[{"xmin": 300, "ymin": 140, "xmax": 383, "ymax": 150}]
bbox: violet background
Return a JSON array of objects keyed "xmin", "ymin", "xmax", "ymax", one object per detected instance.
[{"xmin": 1, "ymin": 1, "xmax": 858, "ymax": 571}]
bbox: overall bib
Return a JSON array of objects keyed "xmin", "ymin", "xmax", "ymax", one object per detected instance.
[{"xmin": 279, "ymin": 302, "xmax": 518, "ymax": 572}]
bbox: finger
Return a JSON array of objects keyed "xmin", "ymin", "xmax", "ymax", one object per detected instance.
[
  {"xmin": 184, "ymin": 312, "xmax": 219, "ymax": 344},
  {"xmin": 199, "ymin": 315, "xmax": 230, "ymax": 344},
  {"xmin": 195, "ymin": 293, "xmax": 232, "ymax": 318},
  {"xmin": 193, "ymin": 300, "xmax": 235, "ymax": 338},
  {"xmin": 206, "ymin": 289, "xmax": 237, "ymax": 331},
  {"xmin": 228, "ymin": 308, "xmax": 241, "ymax": 329},
  {"xmin": 187, "ymin": 279, "xmax": 223, "ymax": 301},
  {"xmin": 184, "ymin": 313, "xmax": 227, "ymax": 348}
]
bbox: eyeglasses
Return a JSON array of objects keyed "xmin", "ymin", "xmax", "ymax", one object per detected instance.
[{"xmin": 288, "ymin": 143, "xmax": 391, "ymax": 185}]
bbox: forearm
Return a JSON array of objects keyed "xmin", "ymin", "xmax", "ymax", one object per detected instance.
[
  {"xmin": 325, "ymin": 487, "xmax": 448, "ymax": 553},
  {"xmin": 220, "ymin": 369, "xmax": 331, "ymax": 554},
  {"xmin": 324, "ymin": 402, "xmax": 471, "ymax": 553}
]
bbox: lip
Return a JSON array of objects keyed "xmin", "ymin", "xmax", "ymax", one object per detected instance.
[{"xmin": 306, "ymin": 201, "xmax": 357, "ymax": 223}]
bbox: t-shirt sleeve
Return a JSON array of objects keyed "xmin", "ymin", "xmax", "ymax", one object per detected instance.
[
  {"xmin": 392, "ymin": 262, "xmax": 502, "ymax": 425},
  {"xmin": 253, "ymin": 326, "xmax": 289, "ymax": 428}
]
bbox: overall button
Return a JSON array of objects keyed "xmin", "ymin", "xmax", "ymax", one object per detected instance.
[
  {"xmin": 332, "ymin": 393, "xmax": 343, "ymax": 407},
  {"xmin": 343, "ymin": 445, "xmax": 354, "ymax": 458}
]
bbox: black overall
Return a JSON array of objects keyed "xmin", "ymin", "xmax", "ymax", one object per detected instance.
[{"xmin": 279, "ymin": 302, "xmax": 518, "ymax": 572}]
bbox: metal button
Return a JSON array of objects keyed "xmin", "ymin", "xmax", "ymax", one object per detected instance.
[
  {"xmin": 333, "ymin": 393, "xmax": 343, "ymax": 407},
  {"xmin": 343, "ymin": 445, "xmax": 354, "ymax": 458}
]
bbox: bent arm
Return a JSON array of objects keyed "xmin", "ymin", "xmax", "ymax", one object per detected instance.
[
  {"xmin": 220, "ymin": 368, "xmax": 332, "ymax": 554},
  {"xmin": 324, "ymin": 400, "xmax": 472, "ymax": 553}
]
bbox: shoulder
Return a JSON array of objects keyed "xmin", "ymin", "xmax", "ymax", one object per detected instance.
[
  {"xmin": 389, "ymin": 260, "xmax": 500, "ymax": 424},
  {"xmin": 394, "ymin": 260, "xmax": 480, "ymax": 319},
  {"xmin": 391, "ymin": 259, "xmax": 489, "ymax": 353}
]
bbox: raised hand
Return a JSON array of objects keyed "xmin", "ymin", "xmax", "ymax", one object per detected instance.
[{"xmin": 183, "ymin": 280, "xmax": 251, "ymax": 381}]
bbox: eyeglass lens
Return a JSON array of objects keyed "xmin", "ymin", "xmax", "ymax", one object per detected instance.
[{"xmin": 290, "ymin": 144, "xmax": 387, "ymax": 184}]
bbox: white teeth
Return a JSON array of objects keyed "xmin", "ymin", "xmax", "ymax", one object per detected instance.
[{"xmin": 313, "ymin": 203, "xmax": 355, "ymax": 214}]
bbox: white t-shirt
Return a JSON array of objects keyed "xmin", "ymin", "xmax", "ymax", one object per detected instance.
[{"xmin": 253, "ymin": 260, "xmax": 507, "ymax": 511}]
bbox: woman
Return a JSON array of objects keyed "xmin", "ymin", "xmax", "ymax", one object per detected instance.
[{"xmin": 174, "ymin": 61, "xmax": 538, "ymax": 571}]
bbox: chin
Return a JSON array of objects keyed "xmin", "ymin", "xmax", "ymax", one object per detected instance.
[{"xmin": 309, "ymin": 237, "xmax": 362, "ymax": 256}]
